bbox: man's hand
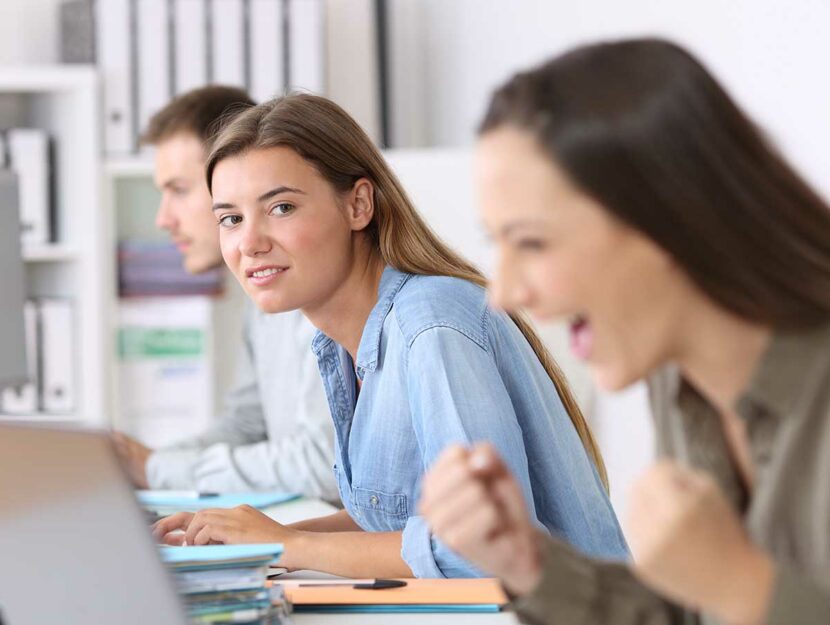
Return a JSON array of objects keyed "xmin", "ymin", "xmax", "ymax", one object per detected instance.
[{"xmin": 112, "ymin": 431, "xmax": 152, "ymax": 489}]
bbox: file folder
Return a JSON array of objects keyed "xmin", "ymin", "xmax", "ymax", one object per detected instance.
[
  {"xmin": 95, "ymin": 0, "xmax": 135, "ymax": 154},
  {"xmin": 173, "ymin": 0, "xmax": 209, "ymax": 94},
  {"xmin": 279, "ymin": 577, "xmax": 509, "ymax": 613},
  {"xmin": 249, "ymin": 0, "xmax": 286, "ymax": 102}
]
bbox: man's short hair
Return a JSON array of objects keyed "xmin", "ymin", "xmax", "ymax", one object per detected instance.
[{"xmin": 141, "ymin": 85, "xmax": 255, "ymax": 150}]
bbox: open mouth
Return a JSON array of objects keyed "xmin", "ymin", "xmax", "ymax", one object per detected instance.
[{"xmin": 569, "ymin": 314, "xmax": 593, "ymax": 360}]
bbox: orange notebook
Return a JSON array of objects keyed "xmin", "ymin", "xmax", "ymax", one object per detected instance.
[{"xmin": 278, "ymin": 578, "xmax": 509, "ymax": 613}]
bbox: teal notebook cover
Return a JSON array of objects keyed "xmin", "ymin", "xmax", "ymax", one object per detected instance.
[
  {"xmin": 161, "ymin": 543, "xmax": 284, "ymax": 566},
  {"xmin": 138, "ymin": 491, "xmax": 300, "ymax": 511}
]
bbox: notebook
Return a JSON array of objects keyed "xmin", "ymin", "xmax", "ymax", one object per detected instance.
[
  {"xmin": 161, "ymin": 544, "xmax": 285, "ymax": 569},
  {"xmin": 278, "ymin": 578, "xmax": 509, "ymax": 613},
  {"xmin": 137, "ymin": 490, "xmax": 300, "ymax": 513}
]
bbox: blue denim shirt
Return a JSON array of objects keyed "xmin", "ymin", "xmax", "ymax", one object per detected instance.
[{"xmin": 311, "ymin": 267, "xmax": 628, "ymax": 578}]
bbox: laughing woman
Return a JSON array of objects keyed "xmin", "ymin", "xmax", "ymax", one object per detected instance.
[
  {"xmin": 152, "ymin": 93, "xmax": 628, "ymax": 578},
  {"xmin": 419, "ymin": 39, "xmax": 830, "ymax": 624}
]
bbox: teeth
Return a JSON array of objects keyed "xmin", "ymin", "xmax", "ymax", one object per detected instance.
[{"xmin": 252, "ymin": 268, "xmax": 283, "ymax": 278}]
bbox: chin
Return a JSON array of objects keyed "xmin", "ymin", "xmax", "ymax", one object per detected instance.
[
  {"xmin": 590, "ymin": 363, "xmax": 644, "ymax": 393},
  {"xmin": 251, "ymin": 292, "xmax": 302, "ymax": 315},
  {"xmin": 185, "ymin": 254, "xmax": 222, "ymax": 275}
]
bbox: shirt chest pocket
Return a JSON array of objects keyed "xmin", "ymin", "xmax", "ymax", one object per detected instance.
[{"xmin": 351, "ymin": 486, "xmax": 409, "ymax": 532}]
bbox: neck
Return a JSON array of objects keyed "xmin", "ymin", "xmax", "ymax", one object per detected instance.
[
  {"xmin": 303, "ymin": 249, "xmax": 385, "ymax": 364},
  {"xmin": 674, "ymin": 297, "xmax": 772, "ymax": 414}
]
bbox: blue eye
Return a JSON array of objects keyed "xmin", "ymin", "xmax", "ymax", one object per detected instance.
[
  {"xmin": 218, "ymin": 214, "xmax": 242, "ymax": 228},
  {"xmin": 270, "ymin": 202, "xmax": 295, "ymax": 216}
]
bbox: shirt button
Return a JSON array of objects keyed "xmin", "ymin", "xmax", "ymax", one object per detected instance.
[{"xmin": 369, "ymin": 495, "xmax": 379, "ymax": 506}]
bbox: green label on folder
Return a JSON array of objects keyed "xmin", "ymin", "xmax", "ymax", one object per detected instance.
[{"xmin": 119, "ymin": 327, "xmax": 204, "ymax": 359}]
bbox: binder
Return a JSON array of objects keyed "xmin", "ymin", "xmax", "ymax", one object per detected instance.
[
  {"xmin": 325, "ymin": 0, "xmax": 381, "ymax": 142},
  {"xmin": 173, "ymin": 0, "xmax": 209, "ymax": 94},
  {"xmin": 210, "ymin": 0, "xmax": 246, "ymax": 88},
  {"xmin": 6, "ymin": 128, "xmax": 52, "ymax": 245},
  {"xmin": 40, "ymin": 299, "xmax": 76, "ymax": 414},
  {"xmin": 249, "ymin": 0, "xmax": 286, "ymax": 102},
  {"xmin": 136, "ymin": 0, "xmax": 172, "ymax": 143},
  {"xmin": 1, "ymin": 301, "xmax": 39, "ymax": 414},
  {"xmin": 95, "ymin": 0, "xmax": 134, "ymax": 154},
  {"xmin": 287, "ymin": 0, "xmax": 325, "ymax": 94}
]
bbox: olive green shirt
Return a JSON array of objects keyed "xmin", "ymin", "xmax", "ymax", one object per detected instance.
[{"xmin": 514, "ymin": 323, "xmax": 830, "ymax": 625}]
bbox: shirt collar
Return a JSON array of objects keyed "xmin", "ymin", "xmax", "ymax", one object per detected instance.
[
  {"xmin": 738, "ymin": 323, "xmax": 830, "ymax": 419},
  {"xmin": 310, "ymin": 266, "xmax": 412, "ymax": 374},
  {"xmin": 664, "ymin": 323, "xmax": 830, "ymax": 420}
]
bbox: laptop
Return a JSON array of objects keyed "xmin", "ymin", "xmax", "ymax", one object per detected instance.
[{"xmin": 0, "ymin": 423, "xmax": 189, "ymax": 625}]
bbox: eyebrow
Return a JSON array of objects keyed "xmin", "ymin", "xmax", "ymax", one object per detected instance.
[
  {"xmin": 160, "ymin": 177, "xmax": 186, "ymax": 189},
  {"xmin": 500, "ymin": 219, "xmax": 550, "ymax": 237},
  {"xmin": 212, "ymin": 185, "xmax": 305, "ymax": 211}
]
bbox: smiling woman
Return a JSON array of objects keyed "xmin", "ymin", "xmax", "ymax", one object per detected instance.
[{"xmin": 151, "ymin": 93, "xmax": 629, "ymax": 579}]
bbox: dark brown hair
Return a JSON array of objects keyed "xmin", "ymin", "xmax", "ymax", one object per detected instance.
[
  {"xmin": 481, "ymin": 38, "xmax": 830, "ymax": 328},
  {"xmin": 206, "ymin": 93, "xmax": 610, "ymax": 488},
  {"xmin": 141, "ymin": 85, "xmax": 255, "ymax": 150}
]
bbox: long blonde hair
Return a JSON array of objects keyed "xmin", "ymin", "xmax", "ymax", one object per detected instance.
[{"xmin": 207, "ymin": 94, "xmax": 609, "ymax": 490}]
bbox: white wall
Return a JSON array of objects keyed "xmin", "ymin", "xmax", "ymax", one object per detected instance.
[{"xmin": 412, "ymin": 0, "xmax": 830, "ymax": 198}]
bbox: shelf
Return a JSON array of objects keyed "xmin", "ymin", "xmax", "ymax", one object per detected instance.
[
  {"xmin": 105, "ymin": 157, "xmax": 155, "ymax": 178},
  {"xmin": 0, "ymin": 65, "xmax": 97, "ymax": 93},
  {"xmin": 23, "ymin": 244, "xmax": 79, "ymax": 263}
]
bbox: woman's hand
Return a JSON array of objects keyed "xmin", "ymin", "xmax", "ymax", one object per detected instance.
[
  {"xmin": 419, "ymin": 443, "xmax": 545, "ymax": 596},
  {"xmin": 627, "ymin": 461, "xmax": 774, "ymax": 625},
  {"xmin": 152, "ymin": 505, "xmax": 303, "ymax": 569}
]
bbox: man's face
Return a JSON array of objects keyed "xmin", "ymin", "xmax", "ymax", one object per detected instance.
[{"xmin": 153, "ymin": 132, "xmax": 222, "ymax": 274}]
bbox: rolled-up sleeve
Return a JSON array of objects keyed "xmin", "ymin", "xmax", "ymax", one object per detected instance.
[
  {"xmin": 402, "ymin": 324, "xmax": 541, "ymax": 578},
  {"xmin": 514, "ymin": 536, "xmax": 685, "ymax": 625}
]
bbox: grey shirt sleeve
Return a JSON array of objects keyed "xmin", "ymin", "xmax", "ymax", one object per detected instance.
[{"xmin": 512, "ymin": 536, "xmax": 689, "ymax": 625}]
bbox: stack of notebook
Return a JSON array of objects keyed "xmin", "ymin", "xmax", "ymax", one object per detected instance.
[{"xmin": 161, "ymin": 544, "xmax": 285, "ymax": 624}]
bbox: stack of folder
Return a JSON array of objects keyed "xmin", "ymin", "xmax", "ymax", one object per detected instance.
[
  {"xmin": 118, "ymin": 241, "xmax": 224, "ymax": 297},
  {"xmin": 162, "ymin": 544, "xmax": 286, "ymax": 624}
]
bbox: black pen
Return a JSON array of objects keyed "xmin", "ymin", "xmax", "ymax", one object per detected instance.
[{"xmin": 297, "ymin": 579, "xmax": 407, "ymax": 590}]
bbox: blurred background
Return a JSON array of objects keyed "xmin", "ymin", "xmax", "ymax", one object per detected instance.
[{"xmin": 0, "ymin": 0, "xmax": 828, "ymax": 521}]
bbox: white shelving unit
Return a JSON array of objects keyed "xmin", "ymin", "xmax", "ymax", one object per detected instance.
[{"xmin": 0, "ymin": 66, "xmax": 112, "ymax": 426}]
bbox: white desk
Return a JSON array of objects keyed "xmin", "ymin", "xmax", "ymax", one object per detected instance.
[{"xmin": 262, "ymin": 499, "xmax": 520, "ymax": 625}]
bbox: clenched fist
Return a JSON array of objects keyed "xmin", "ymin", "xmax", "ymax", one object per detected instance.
[
  {"xmin": 626, "ymin": 461, "xmax": 774, "ymax": 625},
  {"xmin": 419, "ymin": 443, "xmax": 545, "ymax": 596}
]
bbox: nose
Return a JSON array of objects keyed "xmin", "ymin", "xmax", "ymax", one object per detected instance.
[
  {"xmin": 237, "ymin": 218, "xmax": 272, "ymax": 257},
  {"xmin": 488, "ymin": 247, "xmax": 531, "ymax": 311},
  {"xmin": 155, "ymin": 196, "xmax": 177, "ymax": 233}
]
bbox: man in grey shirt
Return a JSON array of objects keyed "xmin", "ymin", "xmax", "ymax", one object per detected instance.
[{"xmin": 113, "ymin": 86, "xmax": 338, "ymax": 502}]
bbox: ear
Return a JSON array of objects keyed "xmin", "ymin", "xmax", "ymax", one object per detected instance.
[{"xmin": 344, "ymin": 178, "xmax": 375, "ymax": 232}]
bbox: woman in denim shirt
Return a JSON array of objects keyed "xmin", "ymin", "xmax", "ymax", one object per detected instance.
[{"xmin": 153, "ymin": 94, "xmax": 628, "ymax": 578}]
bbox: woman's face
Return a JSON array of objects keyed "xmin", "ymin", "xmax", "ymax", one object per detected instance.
[
  {"xmin": 211, "ymin": 146, "xmax": 373, "ymax": 315},
  {"xmin": 476, "ymin": 126, "xmax": 692, "ymax": 391}
]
